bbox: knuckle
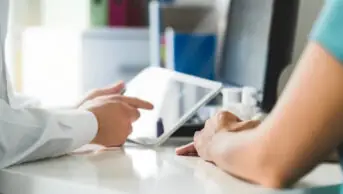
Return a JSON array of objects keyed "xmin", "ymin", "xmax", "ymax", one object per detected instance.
[
  {"xmin": 217, "ymin": 111, "xmax": 238, "ymax": 127},
  {"xmin": 217, "ymin": 111, "xmax": 230, "ymax": 121},
  {"xmin": 217, "ymin": 111, "xmax": 238, "ymax": 121}
]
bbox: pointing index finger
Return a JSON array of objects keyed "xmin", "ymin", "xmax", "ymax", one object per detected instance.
[{"xmin": 117, "ymin": 96, "xmax": 154, "ymax": 110}]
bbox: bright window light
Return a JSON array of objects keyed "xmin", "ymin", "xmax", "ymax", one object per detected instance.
[{"xmin": 22, "ymin": 28, "xmax": 83, "ymax": 108}]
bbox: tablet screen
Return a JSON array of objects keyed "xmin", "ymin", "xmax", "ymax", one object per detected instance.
[{"xmin": 124, "ymin": 70, "xmax": 217, "ymax": 142}]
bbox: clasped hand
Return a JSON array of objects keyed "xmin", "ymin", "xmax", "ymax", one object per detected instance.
[{"xmin": 176, "ymin": 111, "xmax": 260, "ymax": 162}]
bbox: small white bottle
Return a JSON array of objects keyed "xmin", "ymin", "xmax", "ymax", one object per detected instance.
[
  {"xmin": 221, "ymin": 87, "xmax": 242, "ymax": 117},
  {"xmin": 240, "ymin": 86, "xmax": 259, "ymax": 120}
]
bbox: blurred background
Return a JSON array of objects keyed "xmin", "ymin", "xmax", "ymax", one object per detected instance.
[{"xmin": 2, "ymin": 0, "xmax": 324, "ymax": 110}]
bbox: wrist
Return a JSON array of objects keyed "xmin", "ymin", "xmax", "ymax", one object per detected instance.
[{"xmin": 51, "ymin": 109, "xmax": 99, "ymax": 150}]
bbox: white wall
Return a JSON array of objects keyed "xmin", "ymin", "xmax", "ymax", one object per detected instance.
[
  {"xmin": 278, "ymin": 0, "xmax": 324, "ymax": 94},
  {"xmin": 292, "ymin": 0, "xmax": 324, "ymax": 63}
]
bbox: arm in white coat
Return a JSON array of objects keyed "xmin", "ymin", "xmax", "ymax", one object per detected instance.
[
  {"xmin": 0, "ymin": 0, "xmax": 98, "ymax": 169},
  {"xmin": 0, "ymin": 99, "xmax": 98, "ymax": 169}
]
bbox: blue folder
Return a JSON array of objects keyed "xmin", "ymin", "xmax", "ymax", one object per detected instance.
[{"xmin": 166, "ymin": 30, "xmax": 217, "ymax": 80}]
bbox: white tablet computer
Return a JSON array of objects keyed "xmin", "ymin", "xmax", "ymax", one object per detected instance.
[{"xmin": 124, "ymin": 67, "xmax": 223, "ymax": 146}]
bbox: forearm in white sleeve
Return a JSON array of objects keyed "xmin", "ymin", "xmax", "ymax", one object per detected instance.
[{"xmin": 0, "ymin": 99, "xmax": 98, "ymax": 169}]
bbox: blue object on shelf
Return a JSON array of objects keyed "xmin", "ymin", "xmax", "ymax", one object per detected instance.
[
  {"xmin": 165, "ymin": 28, "xmax": 217, "ymax": 80},
  {"xmin": 149, "ymin": 0, "xmax": 216, "ymax": 74}
]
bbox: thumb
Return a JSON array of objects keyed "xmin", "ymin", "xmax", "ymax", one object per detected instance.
[
  {"xmin": 175, "ymin": 142, "xmax": 197, "ymax": 156},
  {"xmin": 100, "ymin": 81, "xmax": 125, "ymax": 95}
]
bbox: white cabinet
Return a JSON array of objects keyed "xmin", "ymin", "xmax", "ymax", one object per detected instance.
[
  {"xmin": 22, "ymin": 27, "xmax": 150, "ymax": 107},
  {"xmin": 81, "ymin": 28, "xmax": 150, "ymax": 92}
]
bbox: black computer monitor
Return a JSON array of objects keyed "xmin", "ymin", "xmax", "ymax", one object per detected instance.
[{"xmin": 217, "ymin": 0, "xmax": 299, "ymax": 112}]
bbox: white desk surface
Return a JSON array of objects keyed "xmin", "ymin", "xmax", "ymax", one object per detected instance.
[{"xmin": 0, "ymin": 142, "xmax": 342, "ymax": 194}]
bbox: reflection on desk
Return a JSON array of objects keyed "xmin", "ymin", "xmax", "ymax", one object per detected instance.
[{"xmin": 0, "ymin": 145, "xmax": 342, "ymax": 194}]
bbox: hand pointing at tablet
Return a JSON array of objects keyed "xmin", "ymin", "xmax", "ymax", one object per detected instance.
[{"xmin": 79, "ymin": 82, "xmax": 154, "ymax": 147}]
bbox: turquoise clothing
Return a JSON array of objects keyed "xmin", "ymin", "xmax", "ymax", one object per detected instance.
[{"xmin": 310, "ymin": 0, "xmax": 343, "ymax": 62}]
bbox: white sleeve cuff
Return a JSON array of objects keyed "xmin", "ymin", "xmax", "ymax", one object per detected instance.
[{"xmin": 51, "ymin": 109, "xmax": 98, "ymax": 151}]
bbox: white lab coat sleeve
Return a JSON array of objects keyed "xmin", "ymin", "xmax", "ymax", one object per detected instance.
[
  {"xmin": 0, "ymin": 99, "xmax": 98, "ymax": 169},
  {"xmin": 9, "ymin": 93, "xmax": 41, "ymax": 109}
]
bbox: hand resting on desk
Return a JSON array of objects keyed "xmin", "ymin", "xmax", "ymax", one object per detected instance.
[
  {"xmin": 176, "ymin": 111, "xmax": 339, "ymax": 166},
  {"xmin": 176, "ymin": 111, "xmax": 260, "ymax": 159}
]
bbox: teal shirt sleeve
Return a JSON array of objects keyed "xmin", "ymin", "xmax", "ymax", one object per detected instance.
[{"xmin": 310, "ymin": 0, "xmax": 343, "ymax": 63}]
